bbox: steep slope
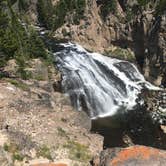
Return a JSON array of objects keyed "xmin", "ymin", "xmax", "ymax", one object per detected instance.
[
  {"xmin": 31, "ymin": 0, "xmax": 166, "ymax": 86},
  {"xmin": 5, "ymin": 0, "xmax": 165, "ymax": 86},
  {"xmin": 55, "ymin": 0, "xmax": 166, "ymax": 86}
]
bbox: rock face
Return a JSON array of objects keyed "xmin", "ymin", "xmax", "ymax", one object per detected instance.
[
  {"xmin": 93, "ymin": 145, "xmax": 166, "ymax": 166},
  {"xmin": 9, "ymin": 0, "xmax": 166, "ymax": 85},
  {"xmin": 5, "ymin": 1, "xmax": 166, "ymax": 164},
  {"xmin": 143, "ymin": 89, "xmax": 166, "ymax": 124},
  {"xmin": 0, "ymin": 59, "xmax": 103, "ymax": 166},
  {"xmin": 10, "ymin": 0, "xmax": 166, "ymax": 85},
  {"xmin": 53, "ymin": 0, "xmax": 111, "ymax": 53},
  {"xmin": 133, "ymin": 11, "xmax": 166, "ymax": 86},
  {"xmin": 11, "ymin": 0, "xmax": 38, "ymax": 23},
  {"xmin": 52, "ymin": 0, "xmax": 130, "ymax": 53},
  {"xmin": 51, "ymin": 0, "xmax": 166, "ymax": 86}
]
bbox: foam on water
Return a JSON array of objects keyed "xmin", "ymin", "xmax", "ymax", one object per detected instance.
[{"xmin": 55, "ymin": 43, "xmax": 160, "ymax": 119}]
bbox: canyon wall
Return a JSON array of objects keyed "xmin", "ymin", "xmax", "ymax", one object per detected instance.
[{"xmin": 11, "ymin": 0, "xmax": 166, "ymax": 85}]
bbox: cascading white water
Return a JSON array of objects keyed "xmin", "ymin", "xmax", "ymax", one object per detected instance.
[{"xmin": 55, "ymin": 43, "xmax": 159, "ymax": 119}]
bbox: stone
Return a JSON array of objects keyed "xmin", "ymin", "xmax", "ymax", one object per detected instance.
[
  {"xmin": 4, "ymin": 59, "xmax": 18, "ymax": 77},
  {"xmin": 26, "ymin": 59, "xmax": 49, "ymax": 81},
  {"xmin": 93, "ymin": 145, "xmax": 166, "ymax": 166}
]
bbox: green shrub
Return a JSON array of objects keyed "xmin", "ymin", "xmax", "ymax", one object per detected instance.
[
  {"xmin": 64, "ymin": 141, "xmax": 91, "ymax": 162},
  {"xmin": 0, "ymin": 28, "xmax": 18, "ymax": 57},
  {"xmin": 3, "ymin": 142, "xmax": 24, "ymax": 161},
  {"xmin": 34, "ymin": 74, "xmax": 46, "ymax": 81},
  {"xmin": 37, "ymin": 0, "xmax": 86, "ymax": 30},
  {"xmin": 12, "ymin": 153, "xmax": 24, "ymax": 161},
  {"xmin": 104, "ymin": 47, "xmax": 135, "ymax": 61},
  {"xmin": 156, "ymin": 0, "xmax": 166, "ymax": 15},
  {"xmin": 54, "ymin": 0, "xmax": 86, "ymax": 28},
  {"xmin": 100, "ymin": 0, "xmax": 117, "ymax": 20},
  {"xmin": 126, "ymin": 7, "xmax": 134, "ymax": 22},
  {"xmin": 37, "ymin": 145, "xmax": 52, "ymax": 160},
  {"xmin": 18, "ymin": 0, "xmax": 29, "ymax": 12},
  {"xmin": 0, "ymin": 2, "xmax": 17, "ymax": 59},
  {"xmin": 137, "ymin": 0, "xmax": 151, "ymax": 6},
  {"xmin": 37, "ymin": 0, "xmax": 55, "ymax": 29},
  {"xmin": 15, "ymin": 52, "xmax": 31, "ymax": 80},
  {"xmin": 17, "ymin": 68, "xmax": 32, "ymax": 80},
  {"xmin": 54, "ymin": 0, "xmax": 68, "ymax": 29},
  {"xmin": 73, "ymin": 0, "xmax": 86, "ymax": 24},
  {"xmin": 0, "ymin": 0, "xmax": 49, "ymax": 78},
  {"xmin": 27, "ymin": 28, "xmax": 48, "ymax": 59},
  {"xmin": 3, "ymin": 143, "xmax": 10, "ymax": 152},
  {"xmin": 7, "ymin": 79, "xmax": 29, "ymax": 91}
]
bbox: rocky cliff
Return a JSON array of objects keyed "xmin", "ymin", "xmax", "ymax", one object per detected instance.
[
  {"xmin": 0, "ymin": 59, "xmax": 103, "ymax": 166},
  {"xmin": 8, "ymin": 0, "xmax": 166, "ymax": 86},
  {"xmin": 1, "ymin": 0, "xmax": 166, "ymax": 165},
  {"xmin": 29, "ymin": 0, "xmax": 166, "ymax": 87}
]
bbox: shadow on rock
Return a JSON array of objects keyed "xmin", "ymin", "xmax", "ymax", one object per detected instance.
[{"xmin": 91, "ymin": 107, "xmax": 166, "ymax": 150}]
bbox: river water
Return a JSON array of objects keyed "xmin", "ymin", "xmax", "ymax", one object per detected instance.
[{"xmin": 54, "ymin": 43, "xmax": 159, "ymax": 119}]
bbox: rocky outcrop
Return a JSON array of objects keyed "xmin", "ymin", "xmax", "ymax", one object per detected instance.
[
  {"xmin": 10, "ymin": 0, "xmax": 165, "ymax": 86},
  {"xmin": 52, "ymin": 0, "xmax": 131, "ymax": 53},
  {"xmin": 51, "ymin": 0, "xmax": 166, "ymax": 86},
  {"xmin": 0, "ymin": 58, "xmax": 103, "ymax": 166},
  {"xmin": 92, "ymin": 145, "xmax": 166, "ymax": 166},
  {"xmin": 53, "ymin": 0, "xmax": 111, "ymax": 52},
  {"xmin": 11, "ymin": 0, "xmax": 38, "ymax": 23},
  {"xmin": 9, "ymin": 0, "xmax": 166, "ymax": 86},
  {"xmin": 143, "ymin": 89, "xmax": 166, "ymax": 124},
  {"xmin": 132, "ymin": 11, "xmax": 166, "ymax": 86},
  {"xmin": 2, "ymin": 1, "xmax": 166, "ymax": 165}
]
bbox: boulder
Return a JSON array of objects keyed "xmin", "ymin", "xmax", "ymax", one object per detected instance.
[{"xmin": 93, "ymin": 145, "xmax": 166, "ymax": 166}]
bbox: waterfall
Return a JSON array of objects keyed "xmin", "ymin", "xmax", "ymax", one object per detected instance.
[{"xmin": 54, "ymin": 43, "xmax": 159, "ymax": 119}]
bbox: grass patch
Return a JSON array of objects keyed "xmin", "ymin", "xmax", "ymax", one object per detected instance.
[
  {"xmin": 3, "ymin": 143, "xmax": 24, "ymax": 161},
  {"xmin": 37, "ymin": 145, "xmax": 52, "ymax": 160},
  {"xmin": 12, "ymin": 153, "xmax": 24, "ymax": 161},
  {"xmin": 16, "ymin": 68, "xmax": 33, "ymax": 80},
  {"xmin": 64, "ymin": 141, "xmax": 91, "ymax": 162},
  {"xmin": 4, "ymin": 143, "xmax": 18, "ymax": 153},
  {"xmin": 34, "ymin": 74, "xmax": 46, "ymax": 81},
  {"xmin": 104, "ymin": 47, "xmax": 135, "ymax": 62},
  {"xmin": 6, "ymin": 79, "xmax": 29, "ymax": 91}
]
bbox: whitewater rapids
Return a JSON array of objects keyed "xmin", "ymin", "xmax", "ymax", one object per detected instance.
[{"xmin": 54, "ymin": 43, "xmax": 159, "ymax": 119}]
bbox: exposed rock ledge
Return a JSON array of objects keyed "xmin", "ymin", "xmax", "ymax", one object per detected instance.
[
  {"xmin": 0, "ymin": 59, "xmax": 103, "ymax": 166},
  {"xmin": 92, "ymin": 145, "xmax": 166, "ymax": 166}
]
